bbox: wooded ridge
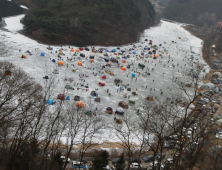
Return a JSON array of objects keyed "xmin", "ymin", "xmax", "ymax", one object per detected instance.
[{"xmin": 21, "ymin": 0, "xmax": 156, "ymax": 46}]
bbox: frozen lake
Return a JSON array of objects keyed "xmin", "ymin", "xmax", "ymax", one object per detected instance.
[{"xmin": 0, "ymin": 15, "xmax": 210, "ymax": 143}]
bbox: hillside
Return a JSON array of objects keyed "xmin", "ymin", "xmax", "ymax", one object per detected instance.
[
  {"xmin": 163, "ymin": 0, "xmax": 222, "ymax": 28},
  {"xmin": 0, "ymin": 0, "xmax": 24, "ymax": 22},
  {"xmin": 21, "ymin": 0, "xmax": 156, "ymax": 46}
]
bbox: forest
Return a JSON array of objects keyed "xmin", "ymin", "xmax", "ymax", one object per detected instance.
[
  {"xmin": 0, "ymin": 0, "xmax": 24, "ymax": 22},
  {"xmin": 21, "ymin": 0, "xmax": 156, "ymax": 46},
  {"xmin": 163, "ymin": 0, "xmax": 222, "ymax": 28}
]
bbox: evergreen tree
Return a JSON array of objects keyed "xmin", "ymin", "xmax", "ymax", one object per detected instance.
[
  {"xmin": 115, "ymin": 153, "xmax": 126, "ymax": 170},
  {"xmin": 90, "ymin": 151, "xmax": 109, "ymax": 170}
]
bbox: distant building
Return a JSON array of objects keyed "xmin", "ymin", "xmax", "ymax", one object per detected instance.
[{"xmin": 217, "ymin": 21, "xmax": 222, "ymax": 28}]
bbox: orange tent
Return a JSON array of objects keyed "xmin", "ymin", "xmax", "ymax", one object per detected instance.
[
  {"xmin": 121, "ymin": 67, "xmax": 125, "ymax": 71},
  {"xmin": 90, "ymin": 59, "xmax": 94, "ymax": 63},
  {"xmin": 58, "ymin": 61, "xmax": 63, "ymax": 65},
  {"xmin": 22, "ymin": 55, "xmax": 26, "ymax": 58},
  {"xmin": 154, "ymin": 54, "xmax": 158, "ymax": 58},
  {"xmin": 71, "ymin": 48, "xmax": 74, "ymax": 52},
  {"xmin": 122, "ymin": 60, "xmax": 126, "ymax": 63},
  {"xmin": 76, "ymin": 49, "xmax": 80, "ymax": 52},
  {"xmin": 114, "ymin": 53, "xmax": 118, "ymax": 55},
  {"xmin": 76, "ymin": 101, "xmax": 84, "ymax": 108},
  {"xmin": 78, "ymin": 61, "xmax": 82, "ymax": 66}
]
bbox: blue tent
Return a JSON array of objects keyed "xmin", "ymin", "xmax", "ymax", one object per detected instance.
[
  {"xmin": 132, "ymin": 51, "xmax": 136, "ymax": 54},
  {"xmin": 47, "ymin": 99, "xmax": 53, "ymax": 105},
  {"xmin": 66, "ymin": 96, "xmax": 70, "ymax": 100},
  {"xmin": 105, "ymin": 49, "xmax": 109, "ymax": 52},
  {"xmin": 123, "ymin": 56, "xmax": 127, "ymax": 59},
  {"xmin": 86, "ymin": 111, "xmax": 91, "ymax": 115},
  {"xmin": 144, "ymin": 48, "xmax": 148, "ymax": 50},
  {"xmin": 41, "ymin": 52, "xmax": 45, "ymax": 56},
  {"xmin": 52, "ymin": 59, "xmax": 56, "ymax": 62},
  {"xmin": 132, "ymin": 73, "xmax": 136, "ymax": 77},
  {"xmin": 159, "ymin": 44, "xmax": 162, "ymax": 46},
  {"xmin": 112, "ymin": 49, "xmax": 116, "ymax": 52}
]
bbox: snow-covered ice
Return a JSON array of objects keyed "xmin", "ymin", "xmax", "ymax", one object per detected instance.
[
  {"xmin": 20, "ymin": 5, "xmax": 28, "ymax": 10},
  {"xmin": 3, "ymin": 14, "xmax": 25, "ymax": 31},
  {"xmin": 0, "ymin": 15, "xmax": 210, "ymax": 144}
]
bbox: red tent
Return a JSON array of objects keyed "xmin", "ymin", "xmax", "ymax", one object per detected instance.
[
  {"xmin": 57, "ymin": 94, "xmax": 65, "ymax": 100},
  {"xmin": 79, "ymin": 47, "xmax": 84, "ymax": 51},
  {"xmin": 102, "ymin": 76, "xmax": 106, "ymax": 79},
  {"xmin": 98, "ymin": 82, "xmax": 105, "ymax": 86}
]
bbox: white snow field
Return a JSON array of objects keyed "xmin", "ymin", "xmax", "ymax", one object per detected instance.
[{"xmin": 0, "ymin": 16, "xmax": 210, "ymax": 143}]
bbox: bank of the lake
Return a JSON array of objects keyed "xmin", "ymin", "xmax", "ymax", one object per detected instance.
[{"xmin": 0, "ymin": 0, "xmax": 24, "ymax": 26}]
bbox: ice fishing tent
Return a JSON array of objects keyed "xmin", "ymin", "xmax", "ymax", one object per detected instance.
[
  {"xmin": 57, "ymin": 94, "xmax": 65, "ymax": 100},
  {"xmin": 102, "ymin": 75, "xmax": 106, "ymax": 79},
  {"xmin": 95, "ymin": 97, "xmax": 100, "ymax": 102},
  {"xmin": 4, "ymin": 70, "xmax": 12, "ymax": 76},
  {"xmin": 78, "ymin": 62, "xmax": 82, "ymax": 66},
  {"xmin": 118, "ymin": 101, "xmax": 128, "ymax": 109},
  {"xmin": 47, "ymin": 99, "xmax": 53, "ymax": 105},
  {"xmin": 66, "ymin": 96, "xmax": 70, "ymax": 100},
  {"xmin": 43, "ymin": 76, "xmax": 49, "ymax": 79},
  {"xmin": 115, "ymin": 108, "xmax": 124, "ymax": 115},
  {"xmin": 154, "ymin": 54, "xmax": 158, "ymax": 58},
  {"xmin": 98, "ymin": 82, "xmax": 105, "ymax": 86},
  {"xmin": 132, "ymin": 73, "xmax": 136, "ymax": 77},
  {"xmin": 80, "ymin": 53, "xmax": 85, "ymax": 57},
  {"xmin": 90, "ymin": 56, "xmax": 94, "ymax": 59},
  {"xmin": 145, "ymin": 96, "xmax": 154, "ymax": 101},
  {"xmin": 52, "ymin": 59, "xmax": 56, "ymax": 62},
  {"xmin": 105, "ymin": 49, "xmax": 109, "ymax": 52},
  {"xmin": 40, "ymin": 52, "xmax": 45, "ymax": 56},
  {"xmin": 79, "ymin": 47, "xmax": 84, "ymax": 51},
  {"xmin": 121, "ymin": 67, "xmax": 126, "ymax": 71},
  {"xmin": 21, "ymin": 55, "xmax": 26, "ymax": 58},
  {"xmin": 111, "ymin": 49, "xmax": 116, "ymax": 52},
  {"xmin": 90, "ymin": 91, "xmax": 97, "ymax": 96},
  {"xmin": 85, "ymin": 47, "xmax": 90, "ymax": 51},
  {"xmin": 132, "ymin": 51, "xmax": 136, "ymax": 54},
  {"xmin": 76, "ymin": 101, "xmax": 84, "ymax": 108},
  {"xmin": 74, "ymin": 95, "xmax": 80, "ymax": 101},
  {"xmin": 71, "ymin": 48, "xmax": 74, "ymax": 52},
  {"xmin": 75, "ymin": 49, "xmax": 80, "ymax": 52},
  {"xmin": 138, "ymin": 63, "xmax": 145, "ymax": 69},
  {"xmin": 53, "ymin": 69, "xmax": 59, "ymax": 74},
  {"xmin": 58, "ymin": 61, "xmax": 63, "ymax": 65},
  {"xmin": 114, "ymin": 78, "xmax": 121, "ymax": 83},
  {"xmin": 47, "ymin": 46, "xmax": 53, "ymax": 50},
  {"xmin": 105, "ymin": 107, "xmax": 113, "ymax": 114},
  {"xmin": 201, "ymin": 83, "xmax": 215, "ymax": 90}
]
